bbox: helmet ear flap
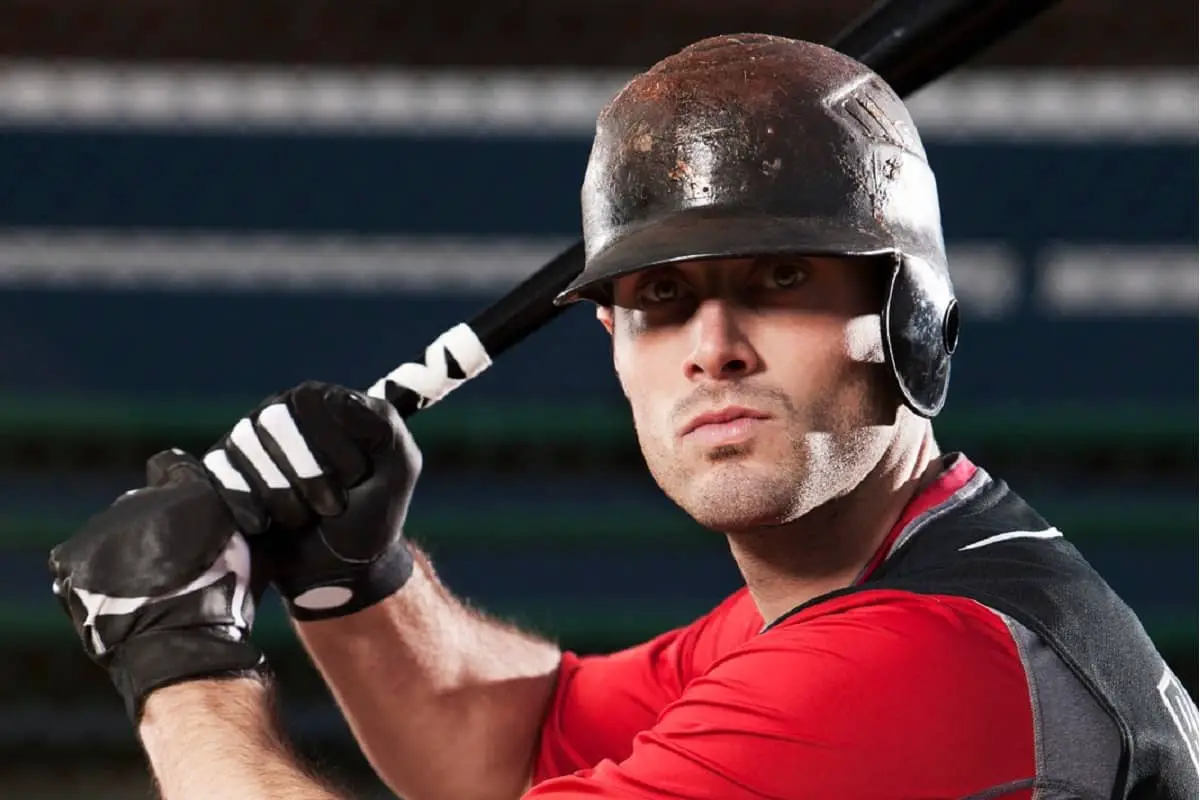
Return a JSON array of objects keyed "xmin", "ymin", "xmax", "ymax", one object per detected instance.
[{"xmin": 881, "ymin": 255, "xmax": 957, "ymax": 418}]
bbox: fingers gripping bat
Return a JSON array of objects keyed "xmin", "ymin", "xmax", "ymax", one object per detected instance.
[{"xmin": 365, "ymin": 0, "xmax": 1063, "ymax": 418}]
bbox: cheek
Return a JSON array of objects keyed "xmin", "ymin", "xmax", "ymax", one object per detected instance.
[
  {"xmin": 767, "ymin": 319, "xmax": 879, "ymax": 415},
  {"xmin": 614, "ymin": 337, "xmax": 676, "ymax": 429},
  {"xmin": 765, "ymin": 319, "xmax": 844, "ymax": 380},
  {"xmin": 612, "ymin": 336, "xmax": 648, "ymax": 409}
]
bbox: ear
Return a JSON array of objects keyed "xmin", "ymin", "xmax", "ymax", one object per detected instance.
[
  {"xmin": 595, "ymin": 305, "xmax": 630, "ymax": 398},
  {"xmin": 596, "ymin": 305, "xmax": 615, "ymax": 336}
]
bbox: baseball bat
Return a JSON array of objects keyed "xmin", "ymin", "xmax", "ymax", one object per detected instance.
[{"xmin": 366, "ymin": 0, "xmax": 1062, "ymax": 417}]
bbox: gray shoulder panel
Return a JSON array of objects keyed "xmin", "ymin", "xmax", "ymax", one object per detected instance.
[{"xmin": 994, "ymin": 609, "xmax": 1123, "ymax": 800}]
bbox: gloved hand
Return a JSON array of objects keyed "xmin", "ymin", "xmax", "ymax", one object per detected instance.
[
  {"xmin": 48, "ymin": 450, "xmax": 267, "ymax": 723},
  {"xmin": 202, "ymin": 381, "xmax": 422, "ymax": 621}
]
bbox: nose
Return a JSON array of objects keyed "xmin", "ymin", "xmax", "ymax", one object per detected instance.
[{"xmin": 683, "ymin": 299, "xmax": 761, "ymax": 381}]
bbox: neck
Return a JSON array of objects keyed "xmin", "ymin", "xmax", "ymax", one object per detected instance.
[{"xmin": 728, "ymin": 419, "xmax": 943, "ymax": 626}]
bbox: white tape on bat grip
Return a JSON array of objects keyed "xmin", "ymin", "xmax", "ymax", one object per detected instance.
[{"xmin": 366, "ymin": 323, "xmax": 493, "ymax": 408}]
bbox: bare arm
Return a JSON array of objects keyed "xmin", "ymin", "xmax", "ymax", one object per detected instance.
[
  {"xmin": 139, "ymin": 679, "xmax": 345, "ymax": 800},
  {"xmin": 295, "ymin": 547, "xmax": 563, "ymax": 800}
]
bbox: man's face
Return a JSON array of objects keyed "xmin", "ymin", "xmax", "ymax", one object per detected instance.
[{"xmin": 600, "ymin": 255, "xmax": 900, "ymax": 533}]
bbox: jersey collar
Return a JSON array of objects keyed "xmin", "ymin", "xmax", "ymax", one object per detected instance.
[{"xmin": 854, "ymin": 452, "xmax": 980, "ymax": 584}]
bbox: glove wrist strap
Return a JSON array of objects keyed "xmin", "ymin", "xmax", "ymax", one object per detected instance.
[
  {"xmin": 282, "ymin": 540, "xmax": 415, "ymax": 622},
  {"xmin": 110, "ymin": 628, "xmax": 268, "ymax": 724}
]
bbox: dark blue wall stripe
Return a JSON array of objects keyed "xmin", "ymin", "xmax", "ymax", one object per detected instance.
[
  {"xmin": 0, "ymin": 288, "xmax": 1194, "ymax": 404},
  {"xmin": 0, "ymin": 130, "xmax": 1193, "ymax": 241}
]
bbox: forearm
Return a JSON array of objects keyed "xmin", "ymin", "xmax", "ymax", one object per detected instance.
[
  {"xmin": 296, "ymin": 547, "xmax": 562, "ymax": 800},
  {"xmin": 139, "ymin": 678, "xmax": 343, "ymax": 800}
]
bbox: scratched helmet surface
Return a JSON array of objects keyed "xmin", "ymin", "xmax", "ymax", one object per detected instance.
[{"xmin": 554, "ymin": 33, "xmax": 959, "ymax": 418}]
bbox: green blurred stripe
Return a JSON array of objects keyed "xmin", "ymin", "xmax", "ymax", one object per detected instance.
[
  {"xmin": 2, "ymin": 603, "xmax": 715, "ymax": 647},
  {"xmin": 0, "ymin": 394, "xmax": 1194, "ymax": 448},
  {"xmin": 0, "ymin": 395, "xmax": 633, "ymax": 446},
  {"xmin": 6, "ymin": 603, "xmax": 1195, "ymax": 651},
  {"xmin": 2, "ymin": 501, "xmax": 1196, "ymax": 550}
]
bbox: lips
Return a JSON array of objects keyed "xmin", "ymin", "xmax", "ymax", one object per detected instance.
[{"xmin": 679, "ymin": 406, "xmax": 771, "ymax": 437}]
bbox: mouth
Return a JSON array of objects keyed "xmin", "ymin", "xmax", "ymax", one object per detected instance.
[{"xmin": 679, "ymin": 406, "xmax": 772, "ymax": 439}]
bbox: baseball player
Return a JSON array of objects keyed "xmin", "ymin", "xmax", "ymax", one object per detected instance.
[{"xmin": 48, "ymin": 35, "xmax": 1197, "ymax": 800}]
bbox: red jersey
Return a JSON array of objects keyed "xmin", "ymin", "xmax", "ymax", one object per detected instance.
[{"xmin": 524, "ymin": 456, "xmax": 1039, "ymax": 799}]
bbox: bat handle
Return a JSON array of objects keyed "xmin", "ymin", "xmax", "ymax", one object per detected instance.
[
  {"xmin": 366, "ymin": 241, "xmax": 584, "ymax": 419},
  {"xmin": 365, "ymin": 321, "xmax": 495, "ymax": 417}
]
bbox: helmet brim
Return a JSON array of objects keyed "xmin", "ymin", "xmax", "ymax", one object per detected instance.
[{"xmin": 553, "ymin": 209, "xmax": 907, "ymax": 306}]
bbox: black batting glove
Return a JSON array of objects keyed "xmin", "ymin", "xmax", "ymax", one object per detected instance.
[
  {"xmin": 203, "ymin": 381, "xmax": 421, "ymax": 622},
  {"xmin": 48, "ymin": 450, "xmax": 268, "ymax": 724}
]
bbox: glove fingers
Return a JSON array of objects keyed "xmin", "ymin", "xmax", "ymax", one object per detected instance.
[
  {"xmin": 145, "ymin": 448, "xmax": 207, "ymax": 488},
  {"xmin": 289, "ymin": 383, "xmax": 373, "ymax": 485},
  {"xmin": 202, "ymin": 447, "xmax": 270, "ymax": 535},
  {"xmin": 217, "ymin": 416, "xmax": 314, "ymax": 532},
  {"xmin": 324, "ymin": 387, "xmax": 423, "ymax": 488},
  {"xmin": 324, "ymin": 389, "xmax": 397, "ymax": 456},
  {"xmin": 252, "ymin": 398, "xmax": 348, "ymax": 518}
]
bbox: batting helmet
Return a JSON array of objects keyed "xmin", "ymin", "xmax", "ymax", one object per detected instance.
[{"xmin": 553, "ymin": 34, "xmax": 960, "ymax": 418}]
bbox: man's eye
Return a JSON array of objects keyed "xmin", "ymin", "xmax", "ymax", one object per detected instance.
[
  {"xmin": 761, "ymin": 262, "xmax": 808, "ymax": 290},
  {"xmin": 637, "ymin": 277, "xmax": 686, "ymax": 304}
]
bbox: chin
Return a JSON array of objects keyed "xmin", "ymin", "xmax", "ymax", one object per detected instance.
[
  {"xmin": 683, "ymin": 496, "xmax": 796, "ymax": 533},
  {"xmin": 671, "ymin": 459, "xmax": 804, "ymax": 532}
]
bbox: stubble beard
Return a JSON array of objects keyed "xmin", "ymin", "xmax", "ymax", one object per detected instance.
[
  {"xmin": 643, "ymin": 429, "xmax": 815, "ymax": 533},
  {"xmin": 639, "ymin": 408, "xmax": 895, "ymax": 535}
]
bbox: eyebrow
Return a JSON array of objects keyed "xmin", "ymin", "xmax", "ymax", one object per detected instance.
[
  {"xmin": 620, "ymin": 254, "xmax": 819, "ymax": 294},
  {"xmin": 746, "ymin": 254, "xmax": 817, "ymax": 268}
]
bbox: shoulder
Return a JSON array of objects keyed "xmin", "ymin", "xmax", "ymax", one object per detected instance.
[
  {"xmin": 771, "ymin": 586, "xmax": 1018, "ymax": 638},
  {"xmin": 598, "ymin": 590, "xmax": 1039, "ymax": 798},
  {"xmin": 751, "ymin": 589, "xmax": 1024, "ymax": 677},
  {"xmin": 696, "ymin": 590, "xmax": 1033, "ymax": 736}
]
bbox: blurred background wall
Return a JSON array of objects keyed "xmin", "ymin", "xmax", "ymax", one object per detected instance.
[{"xmin": 0, "ymin": 1, "xmax": 1195, "ymax": 797}]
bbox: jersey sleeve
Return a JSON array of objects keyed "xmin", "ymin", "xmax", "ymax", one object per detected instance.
[
  {"xmin": 531, "ymin": 588, "xmax": 761, "ymax": 783},
  {"xmin": 525, "ymin": 591, "xmax": 1037, "ymax": 800}
]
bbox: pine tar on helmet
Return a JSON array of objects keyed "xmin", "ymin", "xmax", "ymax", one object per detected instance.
[{"xmin": 554, "ymin": 34, "xmax": 960, "ymax": 418}]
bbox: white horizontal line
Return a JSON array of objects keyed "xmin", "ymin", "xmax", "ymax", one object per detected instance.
[
  {"xmin": 0, "ymin": 232, "xmax": 1019, "ymax": 298},
  {"xmin": 0, "ymin": 229, "xmax": 572, "ymax": 292},
  {"xmin": 944, "ymin": 245, "xmax": 1023, "ymax": 319},
  {"xmin": 1038, "ymin": 246, "xmax": 1200, "ymax": 315},
  {"xmin": 0, "ymin": 63, "xmax": 1191, "ymax": 140},
  {"xmin": 0, "ymin": 232, "xmax": 1191, "ymax": 320},
  {"xmin": 903, "ymin": 72, "xmax": 1198, "ymax": 141}
]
